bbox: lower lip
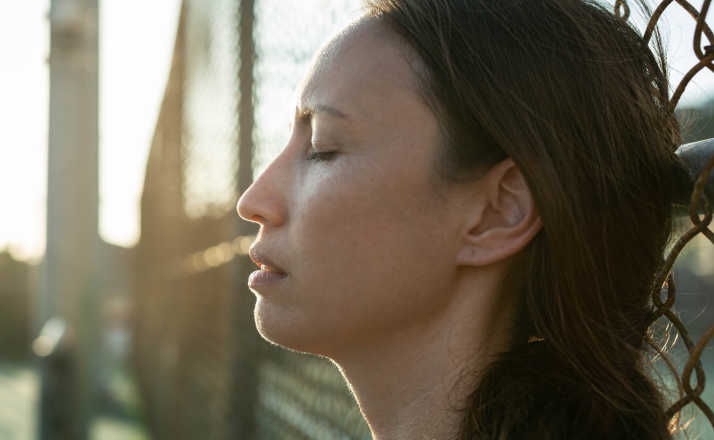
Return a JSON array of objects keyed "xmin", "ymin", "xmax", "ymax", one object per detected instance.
[{"xmin": 248, "ymin": 269, "xmax": 287, "ymax": 288}]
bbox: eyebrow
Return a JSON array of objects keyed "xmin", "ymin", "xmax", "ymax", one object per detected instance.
[{"xmin": 297, "ymin": 103, "xmax": 350, "ymax": 121}]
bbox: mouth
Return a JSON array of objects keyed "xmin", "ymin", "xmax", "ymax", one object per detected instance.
[
  {"xmin": 260, "ymin": 264, "xmax": 284, "ymax": 273},
  {"xmin": 249, "ymin": 247, "xmax": 287, "ymax": 275}
]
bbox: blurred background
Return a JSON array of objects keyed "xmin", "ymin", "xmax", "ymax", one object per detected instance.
[{"xmin": 0, "ymin": 0, "xmax": 713, "ymax": 439}]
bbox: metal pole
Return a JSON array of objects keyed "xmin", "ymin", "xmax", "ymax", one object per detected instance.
[
  {"xmin": 237, "ymin": 0, "xmax": 256, "ymax": 199},
  {"xmin": 231, "ymin": 0, "xmax": 260, "ymax": 437},
  {"xmin": 39, "ymin": 0, "xmax": 100, "ymax": 438},
  {"xmin": 675, "ymin": 138, "xmax": 714, "ymax": 205}
]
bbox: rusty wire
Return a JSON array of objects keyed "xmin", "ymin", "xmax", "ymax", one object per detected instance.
[
  {"xmin": 640, "ymin": 0, "xmax": 714, "ymax": 111},
  {"xmin": 651, "ymin": 153, "xmax": 714, "ymax": 430},
  {"xmin": 625, "ymin": 0, "xmax": 714, "ymax": 430},
  {"xmin": 615, "ymin": 0, "xmax": 631, "ymax": 19}
]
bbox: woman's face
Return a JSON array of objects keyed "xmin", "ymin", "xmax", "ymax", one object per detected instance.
[{"xmin": 237, "ymin": 19, "xmax": 466, "ymax": 357}]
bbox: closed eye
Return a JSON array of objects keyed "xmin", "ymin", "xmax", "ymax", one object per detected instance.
[{"xmin": 306, "ymin": 150, "xmax": 338, "ymax": 162}]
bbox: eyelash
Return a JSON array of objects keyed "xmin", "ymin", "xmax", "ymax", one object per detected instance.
[{"xmin": 306, "ymin": 150, "xmax": 337, "ymax": 162}]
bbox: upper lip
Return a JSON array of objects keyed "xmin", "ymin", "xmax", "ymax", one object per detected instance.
[{"xmin": 248, "ymin": 247, "xmax": 287, "ymax": 274}]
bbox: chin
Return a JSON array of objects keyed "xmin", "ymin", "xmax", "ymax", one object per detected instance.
[{"xmin": 253, "ymin": 299, "xmax": 337, "ymax": 357}]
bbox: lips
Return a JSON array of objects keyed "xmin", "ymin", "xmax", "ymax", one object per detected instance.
[{"xmin": 248, "ymin": 247, "xmax": 287, "ymax": 274}]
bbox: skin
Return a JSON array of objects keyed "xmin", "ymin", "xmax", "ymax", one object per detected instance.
[{"xmin": 237, "ymin": 17, "xmax": 542, "ymax": 440}]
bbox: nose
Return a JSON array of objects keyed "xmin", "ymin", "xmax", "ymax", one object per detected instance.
[{"xmin": 236, "ymin": 156, "xmax": 288, "ymax": 228}]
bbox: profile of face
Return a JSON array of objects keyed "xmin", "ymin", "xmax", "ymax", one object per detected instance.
[{"xmin": 236, "ymin": 18, "xmax": 532, "ymax": 360}]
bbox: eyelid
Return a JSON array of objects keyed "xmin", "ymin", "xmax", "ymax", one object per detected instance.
[
  {"xmin": 307, "ymin": 139, "xmax": 339, "ymax": 160},
  {"xmin": 306, "ymin": 150, "xmax": 337, "ymax": 162}
]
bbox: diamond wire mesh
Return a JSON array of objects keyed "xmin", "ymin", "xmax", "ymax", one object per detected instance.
[
  {"xmin": 134, "ymin": 1, "xmax": 238, "ymax": 439},
  {"xmin": 253, "ymin": 0, "xmax": 364, "ymax": 174},
  {"xmin": 133, "ymin": 0, "xmax": 714, "ymax": 439},
  {"xmin": 183, "ymin": 0, "xmax": 240, "ymax": 217},
  {"xmin": 611, "ymin": 1, "xmax": 714, "ymax": 437}
]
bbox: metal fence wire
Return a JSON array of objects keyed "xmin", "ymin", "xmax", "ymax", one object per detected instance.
[{"xmin": 133, "ymin": 0, "xmax": 714, "ymax": 439}]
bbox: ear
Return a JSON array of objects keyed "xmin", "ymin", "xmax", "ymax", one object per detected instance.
[{"xmin": 455, "ymin": 158, "xmax": 542, "ymax": 267}]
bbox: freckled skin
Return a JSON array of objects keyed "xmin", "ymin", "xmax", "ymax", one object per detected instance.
[{"xmin": 237, "ymin": 19, "xmax": 465, "ymax": 358}]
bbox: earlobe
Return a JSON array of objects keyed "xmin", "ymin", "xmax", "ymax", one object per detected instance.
[{"xmin": 455, "ymin": 159, "xmax": 542, "ymax": 267}]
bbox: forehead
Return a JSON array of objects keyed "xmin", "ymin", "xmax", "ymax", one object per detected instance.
[{"xmin": 297, "ymin": 17, "xmax": 423, "ymax": 121}]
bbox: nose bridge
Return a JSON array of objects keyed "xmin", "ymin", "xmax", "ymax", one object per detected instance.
[{"xmin": 236, "ymin": 150, "xmax": 290, "ymax": 226}]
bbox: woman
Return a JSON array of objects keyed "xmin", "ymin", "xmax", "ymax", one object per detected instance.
[{"xmin": 237, "ymin": 0, "xmax": 688, "ymax": 438}]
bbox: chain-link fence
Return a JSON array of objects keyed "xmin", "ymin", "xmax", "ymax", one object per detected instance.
[{"xmin": 132, "ymin": 0, "xmax": 714, "ymax": 439}]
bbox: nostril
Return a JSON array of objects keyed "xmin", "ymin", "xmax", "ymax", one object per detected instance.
[
  {"xmin": 247, "ymin": 214, "xmax": 266, "ymax": 224},
  {"xmin": 237, "ymin": 194, "xmax": 269, "ymax": 226}
]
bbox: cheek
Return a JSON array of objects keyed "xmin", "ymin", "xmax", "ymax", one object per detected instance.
[
  {"xmin": 295, "ymin": 160, "xmax": 414, "ymax": 277},
  {"xmin": 308, "ymin": 179, "xmax": 445, "ymax": 326},
  {"xmin": 257, "ymin": 154, "xmax": 453, "ymax": 355}
]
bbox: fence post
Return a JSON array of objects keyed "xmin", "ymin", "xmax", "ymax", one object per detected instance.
[
  {"xmin": 231, "ymin": 0, "xmax": 261, "ymax": 437},
  {"xmin": 39, "ymin": 0, "xmax": 100, "ymax": 439}
]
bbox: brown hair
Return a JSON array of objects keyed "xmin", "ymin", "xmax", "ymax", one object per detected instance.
[{"xmin": 364, "ymin": 0, "xmax": 686, "ymax": 438}]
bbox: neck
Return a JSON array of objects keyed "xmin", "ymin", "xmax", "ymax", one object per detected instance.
[{"xmin": 332, "ymin": 269, "xmax": 514, "ymax": 440}]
